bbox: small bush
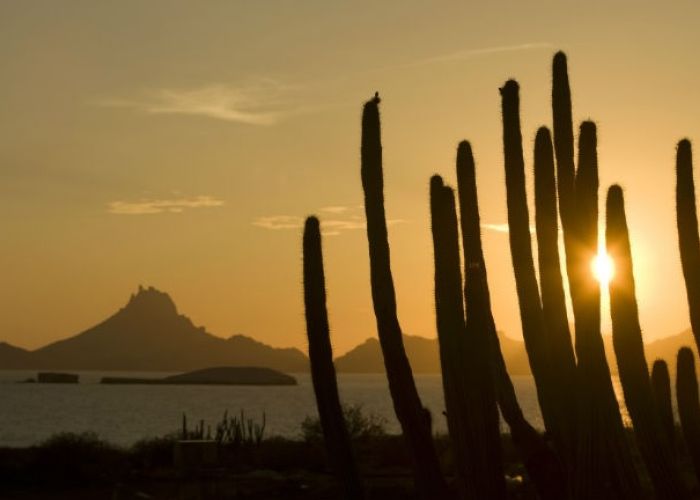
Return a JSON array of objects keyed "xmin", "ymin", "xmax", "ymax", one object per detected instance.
[
  {"xmin": 32, "ymin": 432, "xmax": 127, "ymax": 485},
  {"xmin": 130, "ymin": 433, "xmax": 178, "ymax": 468},
  {"xmin": 300, "ymin": 404, "xmax": 387, "ymax": 443}
]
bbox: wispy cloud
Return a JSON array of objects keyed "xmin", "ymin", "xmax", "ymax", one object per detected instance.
[
  {"xmin": 481, "ymin": 222, "xmax": 536, "ymax": 234},
  {"xmin": 416, "ymin": 42, "xmax": 553, "ymax": 66},
  {"xmin": 252, "ymin": 215, "xmax": 304, "ymax": 230},
  {"xmin": 481, "ymin": 223, "xmax": 510, "ymax": 233},
  {"xmin": 372, "ymin": 42, "xmax": 553, "ymax": 74},
  {"xmin": 100, "ymin": 80, "xmax": 292, "ymax": 125},
  {"xmin": 253, "ymin": 206, "xmax": 404, "ymax": 236},
  {"xmin": 108, "ymin": 195, "xmax": 224, "ymax": 215}
]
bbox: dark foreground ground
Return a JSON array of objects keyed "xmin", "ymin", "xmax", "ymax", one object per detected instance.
[
  {"xmin": 0, "ymin": 432, "xmax": 536, "ymax": 499},
  {"xmin": 1, "ymin": 431, "xmax": 699, "ymax": 499}
]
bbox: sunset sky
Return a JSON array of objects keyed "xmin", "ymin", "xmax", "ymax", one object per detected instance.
[{"xmin": 2, "ymin": 1, "xmax": 700, "ymax": 356}]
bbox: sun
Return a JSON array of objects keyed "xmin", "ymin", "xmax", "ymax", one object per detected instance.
[{"xmin": 592, "ymin": 252, "xmax": 615, "ymax": 286}]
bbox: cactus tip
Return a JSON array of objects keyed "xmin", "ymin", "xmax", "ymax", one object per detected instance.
[{"xmin": 500, "ymin": 79, "xmax": 519, "ymax": 95}]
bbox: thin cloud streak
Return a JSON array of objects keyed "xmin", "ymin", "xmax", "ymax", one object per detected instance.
[
  {"xmin": 481, "ymin": 222, "xmax": 536, "ymax": 233},
  {"xmin": 100, "ymin": 81, "xmax": 291, "ymax": 125},
  {"xmin": 108, "ymin": 195, "xmax": 224, "ymax": 215},
  {"xmin": 372, "ymin": 42, "xmax": 553, "ymax": 74},
  {"xmin": 416, "ymin": 42, "xmax": 553, "ymax": 66},
  {"xmin": 253, "ymin": 208, "xmax": 405, "ymax": 236}
]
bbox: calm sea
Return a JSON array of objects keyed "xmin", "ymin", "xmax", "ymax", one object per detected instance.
[{"xmin": 0, "ymin": 371, "xmax": 631, "ymax": 447}]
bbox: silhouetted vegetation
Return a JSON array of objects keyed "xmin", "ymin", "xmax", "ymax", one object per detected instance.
[
  {"xmin": 677, "ymin": 140, "xmax": 700, "ymax": 356},
  {"xmin": 678, "ymin": 347, "xmax": 700, "ymax": 485},
  {"xmin": 430, "ymin": 175, "xmax": 506, "ymax": 499},
  {"xmin": 652, "ymin": 360, "xmax": 677, "ymax": 453},
  {"xmin": 290, "ymin": 51, "xmax": 700, "ymax": 499},
  {"xmin": 607, "ymin": 185, "xmax": 690, "ymax": 498},
  {"xmin": 360, "ymin": 94, "xmax": 448, "ymax": 497},
  {"xmin": 303, "ymin": 216, "xmax": 365, "ymax": 498},
  {"xmin": 300, "ymin": 404, "xmax": 387, "ymax": 443}
]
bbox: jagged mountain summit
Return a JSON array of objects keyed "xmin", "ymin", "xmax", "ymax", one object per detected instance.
[{"xmin": 0, "ymin": 286, "xmax": 308, "ymax": 372}]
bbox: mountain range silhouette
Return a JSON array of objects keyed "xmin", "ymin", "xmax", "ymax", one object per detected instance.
[{"xmin": 0, "ymin": 286, "xmax": 694, "ymax": 374}]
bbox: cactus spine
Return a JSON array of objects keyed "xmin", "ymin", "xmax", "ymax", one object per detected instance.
[
  {"xmin": 430, "ymin": 175, "xmax": 505, "ymax": 500},
  {"xmin": 360, "ymin": 95, "xmax": 447, "ymax": 497},
  {"xmin": 677, "ymin": 347, "xmax": 700, "ymax": 484},
  {"xmin": 303, "ymin": 217, "xmax": 365, "ymax": 500},
  {"xmin": 676, "ymin": 140, "xmax": 700, "ymax": 354},
  {"xmin": 606, "ymin": 186, "xmax": 689, "ymax": 499},
  {"xmin": 651, "ymin": 360, "xmax": 676, "ymax": 453},
  {"xmin": 456, "ymin": 141, "xmax": 567, "ymax": 500}
]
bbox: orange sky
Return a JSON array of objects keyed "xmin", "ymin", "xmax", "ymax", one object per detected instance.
[{"xmin": 2, "ymin": 1, "xmax": 700, "ymax": 355}]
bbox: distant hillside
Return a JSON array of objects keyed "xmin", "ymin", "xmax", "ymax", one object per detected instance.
[
  {"xmin": 335, "ymin": 330, "xmax": 700, "ymax": 375},
  {"xmin": 335, "ymin": 332, "xmax": 532, "ymax": 375},
  {"xmin": 0, "ymin": 287, "xmax": 308, "ymax": 372}
]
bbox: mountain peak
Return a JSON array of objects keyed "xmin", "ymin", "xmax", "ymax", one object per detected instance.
[{"xmin": 124, "ymin": 285, "xmax": 178, "ymax": 317}]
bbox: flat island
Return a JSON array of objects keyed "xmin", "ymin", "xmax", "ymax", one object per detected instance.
[{"xmin": 101, "ymin": 366, "xmax": 297, "ymax": 386}]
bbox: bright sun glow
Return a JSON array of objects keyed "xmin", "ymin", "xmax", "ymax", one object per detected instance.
[{"xmin": 592, "ymin": 253, "xmax": 615, "ymax": 286}]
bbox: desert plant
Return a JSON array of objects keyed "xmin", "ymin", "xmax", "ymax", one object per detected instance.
[
  {"xmin": 606, "ymin": 185, "xmax": 689, "ymax": 499},
  {"xmin": 651, "ymin": 360, "xmax": 676, "ymax": 452},
  {"xmin": 215, "ymin": 410, "xmax": 266, "ymax": 447},
  {"xmin": 533, "ymin": 126, "xmax": 578, "ymax": 460},
  {"xmin": 360, "ymin": 94, "xmax": 447, "ymax": 497},
  {"xmin": 303, "ymin": 216, "xmax": 364, "ymax": 499},
  {"xmin": 500, "ymin": 80, "xmax": 559, "ymax": 439},
  {"xmin": 677, "ymin": 347, "xmax": 700, "ymax": 484},
  {"xmin": 676, "ymin": 140, "xmax": 700, "ymax": 356},
  {"xmin": 550, "ymin": 56, "xmax": 642, "ymax": 496},
  {"xmin": 301, "ymin": 404, "xmax": 387, "ymax": 443},
  {"xmin": 181, "ymin": 410, "xmax": 266, "ymax": 447},
  {"xmin": 430, "ymin": 175, "xmax": 506, "ymax": 500},
  {"xmin": 552, "ymin": 51, "xmax": 577, "ymax": 244},
  {"xmin": 455, "ymin": 140, "xmax": 566, "ymax": 500},
  {"xmin": 570, "ymin": 122, "xmax": 641, "ymax": 500}
]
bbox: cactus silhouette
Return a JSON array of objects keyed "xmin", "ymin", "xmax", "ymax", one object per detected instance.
[
  {"xmin": 676, "ymin": 140, "xmax": 700, "ymax": 354},
  {"xmin": 456, "ymin": 140, "xmax": 567, "ymax": 500},
  {"xmin": 651, "ymin": 360, "xmax": 676, "ymax": 453},
  {"xmin": 430, "ymin": 175, "xmax": 505, "ymax": 500},
  {"xmin": 571, "ymin": 123, "xmax": 641, "ymax": 500},
  {"xmin": 533, "ymin": 126, "xmax": 578, "ymax": 459},
  {"xmin": 360, "ymin": 95, "xmax": 447, "ymax": 497},
  {"xmin": 303, "ymin": 217, "xmax": 365, "ymax": 500},
  {"xmin": 606, "ymin": 186, "xmax": 689, "ymax": 499},
  {"xmin": 552, "ymin": 52, "xmax": 579, "ymax": 306},
  {"xmin": 677, "ymin": 347, "xmax": 700, "ymax": 484},
  {"xmin": 500, "ymin": 80, "xmax": 559, "ymax": 437}
]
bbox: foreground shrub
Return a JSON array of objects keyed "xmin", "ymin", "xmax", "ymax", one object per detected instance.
[{"xmin": 301, "ymin": 404, "xmax": 387, "ymax": 443}]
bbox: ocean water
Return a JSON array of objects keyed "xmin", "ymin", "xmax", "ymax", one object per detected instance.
[{"xmin": 0, "ymin": 370, "xmax": 630, "ymax": 447}]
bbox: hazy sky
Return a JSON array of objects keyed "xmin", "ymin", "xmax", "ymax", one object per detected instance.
[{"xmin": 2, "ymin": 1, "xmax": 700, "ymax": 355}]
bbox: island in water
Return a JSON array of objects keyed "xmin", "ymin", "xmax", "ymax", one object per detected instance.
[{"xmin": 100, "ymin": 366, "xmax": 297, "ymax": 386}]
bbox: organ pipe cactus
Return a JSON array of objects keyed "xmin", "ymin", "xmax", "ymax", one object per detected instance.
[
  {"xmin": 606, "ymin": 186, "xmax": 690, "ymax": 499},
  {"xmin": 360, "ymin": 94, "xmax": 447, "ymax": 497},
  {"xmin": 552, "ymin": 51, "xmax": 577, "ymax": 244},
  {"xmin": 533, "ymin": 126, "xmax": 578, "ymax": 459},
  {"xmin": 430, "ymin": 175, "xmax": 506, "ymax": 500},
  {"xmin": 456, "ymin": 140, "xmax": 567, "ymax": 500},
  {"xmin": 651, "ymin": 360, "xmax": 676, "ymax": 453},
  {"xmin": 571, "ymin": 123, "xmax": 641, "ymax": 500},
  {"xmin": 500, "ymin": 80, "xmax": 558, "ymax": 436},
  {"xmin": 676, "ymin": 140, "xmax": 700, "ymax": 354},
  {"xmin": 303, "ymin": 217, "xmax": 365, "ymax": 499},
  {"xmin": 677, "ymin": 347, "xmax": 700, "ymax": 484}
]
